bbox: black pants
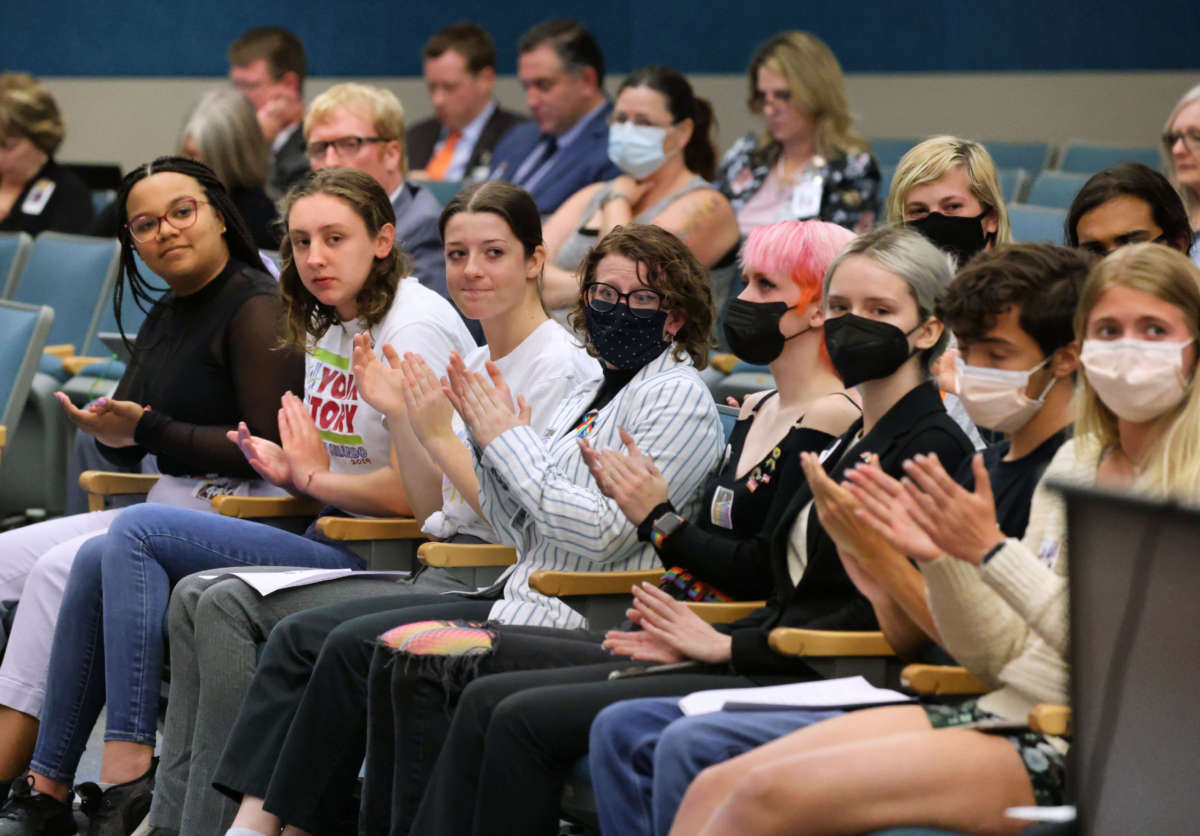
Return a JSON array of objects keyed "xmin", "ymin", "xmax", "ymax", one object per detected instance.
[
  {"xmin": 362, "ymin": 625, "xmax": 622, "ymax": 835},
  {"xmin": 210, "ymin": 593, "xmax": 493, "ymax": 835}
]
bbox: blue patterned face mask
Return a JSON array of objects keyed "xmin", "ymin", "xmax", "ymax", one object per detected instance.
[{"xmin": 585, "ymin": 302, "xmax": 670, "ymax": 370}]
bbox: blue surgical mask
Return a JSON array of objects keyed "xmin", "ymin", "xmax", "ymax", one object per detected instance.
[{"xmin": 607, "ymin": 122, "xmax": 671, "ymax": 179}]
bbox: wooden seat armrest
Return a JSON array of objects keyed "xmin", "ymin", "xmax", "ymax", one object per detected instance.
[
  {"xmin": 79, "ymin": 471, "xmax": 161, "ymax": 511},
  {"xmin": 685, "ymin": 600, "xmax": 766, "ymax": 624},
  {"xmin": 709, "ymin": 353, "xmax": 740, "ymax": 374},
  {"xmin": 529, "ymin": 569, "xmax": 665, "ymax": 596},
  {"xmin": 1028, "ymin": 704, "xmax": 1072, "ymax": 736},
  {"xmin": 211, "ymin": 494, "xmax": 325, "ymax": 519},
  {"xmin": 0, "ymin": 425, "xmax": 5, "ymax": 450},
  {"xmin": 61, "ymin": 355, "xmax": 111, "ymax": 375},
  {"xmin": 900, "ymin": 664, "xmax": 989, "ymax": 695},
  {"xmin": 314, "ymin": 516, "xmax": 424, "ymax": 541},
  {"xmin": 44, "ymin": 344, "xmax": 75, "ymax": 358},
  {"xmin": 768, "ymin": 628, "xmax": 895, "ymax": 657},
  {"xmin": 417, "ymin": 542, "xmax": 517, "ymax": 568}
]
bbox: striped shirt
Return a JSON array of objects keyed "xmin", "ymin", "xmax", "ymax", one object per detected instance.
[{"xmin": 477, "ymin": 348, "xmax": 723, "ymax": 629}]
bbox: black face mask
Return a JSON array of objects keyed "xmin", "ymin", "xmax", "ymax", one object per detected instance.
[
  {"xmin": 824, "ymin": 313, "xmax": 920, "ymax": 387},
  {"xmin": 722, "ymin": 299, "xmax": 810, "ymax": 366},
  {"xmin": 585, "ymin": 303, "xmax": 670, "ymax": 370},
  {"xmin": 907, "ymin": 210, "xmax": 991, "ymax": 266}
]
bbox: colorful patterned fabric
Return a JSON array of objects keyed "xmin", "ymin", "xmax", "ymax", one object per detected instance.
[
  {"xmin": 924, "ymin": 697, "xmax": 1067, "ymax": 806},
  {"xmin": 658, "ymin": 566, "xmax": 734, "ymax": 603},
  {"xmin": 377, "ymin": 620, "xmax": 496, "ymax": 656}
]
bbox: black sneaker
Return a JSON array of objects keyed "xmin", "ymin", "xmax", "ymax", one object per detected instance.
[
  {"xmin": 75, "ymin": 760, "xmax": 155, "ymax": 836},
  {"xmin": 0, "ymin": 776, "xmax": 76, "ymax": 835}
]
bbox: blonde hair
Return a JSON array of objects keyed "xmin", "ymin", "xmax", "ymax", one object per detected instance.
[
  {"xmin": 304, "ymin": 83, "xmax": 407, "ymax": 171},
  {"xmin": 1163, "ymin": 83, "xmax": 1200, "ymax": 218},
  {"xmin": 0, "ymin": 72, "xmax": 65, "ymax": 155},
  {"xmin": 886, "ymin": 136, "xmax": 1012, "ymax": 244},
  {"xmin": 179, "ymin": 89, "xmax": 268, "ymax": 191},
  {"xmin": 747, "ymin": 31, "xmax": 867, "ymax": 160},
  {"xmin": 1074, "ymin": 242, "xmax": 1200, "ymax": 499}
]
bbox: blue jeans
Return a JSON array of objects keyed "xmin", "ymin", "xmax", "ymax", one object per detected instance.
[
  {"xmin": 589, "ymin": 697, "xmax": 844, "ymax": 836},
  {"xmin": 28, "ymin": 502, "xmax": 361, "ymax": 785}
]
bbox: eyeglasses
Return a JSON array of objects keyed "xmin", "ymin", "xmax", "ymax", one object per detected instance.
[
  {"xmin": 305, "ymin": 136, "xmax": 387, "ymax": 160},
  {"xmin": 751, "ymin": 89, "xmax": 792, "ymax": 108},
  {"xmin": 584, "ymin": 282, "xmax": 664, "ymax": 318},
  {"xmin": 126, "ymin": 198, "xmax": 209, "ymax": 243},
  {"xmin": 1163, "ymin": 129, "xmax": 1200, "ymax": 155}
]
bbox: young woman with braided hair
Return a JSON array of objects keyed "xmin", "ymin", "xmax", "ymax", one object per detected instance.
[{"xmin": 0, "ymin": 156, "xmax": 303, "ymax": 817}]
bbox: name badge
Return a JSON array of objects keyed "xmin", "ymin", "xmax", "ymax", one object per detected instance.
[
  {"xmin": 21, "ymin": 178, "xmax": 56, "ymax": 216},
  {"xmin": 789, "ymin": 176, "xmax": 823, "ymax": 220},
  {"xmin": 710, "ymin": 485, "xmax": 735, "ymax": 529}
]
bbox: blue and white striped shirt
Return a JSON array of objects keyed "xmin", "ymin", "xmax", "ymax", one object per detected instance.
[{"xmin": 477, "ymin": 348, "xmax": 723, "ymax": 629}]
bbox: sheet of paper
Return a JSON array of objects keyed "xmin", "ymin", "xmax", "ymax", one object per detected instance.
[
  {"xmin": 679, "ymin": 675, "xmax": 913, "ymax": 716},
  {"xmin": 196, "ymin": 568, "xmax": 409, "ymax": 596}
]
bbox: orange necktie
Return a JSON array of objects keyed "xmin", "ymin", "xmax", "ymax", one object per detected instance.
[{"xmin": 425, "ymin": 131, "xmax": 461, "ymax": 181}]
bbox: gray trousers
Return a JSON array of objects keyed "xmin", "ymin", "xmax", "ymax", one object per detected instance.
[{"xmin": 148, "ymin": 564, "xmax": 473, "ymax": 836}]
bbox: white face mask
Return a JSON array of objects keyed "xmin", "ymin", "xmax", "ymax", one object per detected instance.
[
  {"xmin": 956, "ymin": 357, "xmax": 1055, "ymax": 433},
  {"xmin": 607, "ymin": 122, "xmax": 672, "ymax": 179},
  {"xmin": 1081, "ymin": 337, "xmax": 1194, "ymax": 423}
]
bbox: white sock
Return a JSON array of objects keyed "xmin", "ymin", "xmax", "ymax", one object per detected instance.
[{"xmin": 224, "ymin": 829, "xmax": 272, "ymax": 836}]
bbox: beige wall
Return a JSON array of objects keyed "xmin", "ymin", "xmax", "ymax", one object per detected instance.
[{"xmin": 45, "ymin": 71, "xmax": 1198, "ymax": 174}]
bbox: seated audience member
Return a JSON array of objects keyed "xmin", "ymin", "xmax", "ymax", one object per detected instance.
[
  {"xmin": 408, "ymin": 23, "xmax": 526, "ymax": 183},
  {"xmin": 1066, "ymin": 161, "xmax": 1193, "ymax": 257},
  {"xmin": 587, "ymin": 241, "xmax": 1087, "ymax": 836},
  {"xmin": 669, "ymin": 241, "xmax": 1200, "ymax": 835},
  {"xmin": 489, "ymin": 19, "xmax": 622, "ymax": 213},
  {"xmin": 401, "ymin": 226, "xmax": 974, "ymax": 836},
  {"xmin": 228, "ymin": 25, "xmax": 308, "ymax": 199},
  {"xmin": 145, "ymin": 182, "xmax": 597, "ymax": 835},
  {"xmin": 0, "ymin": 72, "xmax": 91, "ymax": 235},
  {"xmin": 304, "ymin": 82, "xmax": 454, "ymax": 320},
  {"xmin": 716, "ymin": 31, "xmax": 879, "ymax": 236},
  {"xmin": 1163, "ymin": 83, "xmax": 1200, "ymax": 265},
  {"xmin": 210, "ymin": 225, "xmax": 723, "ymax": 836},
  {"xmin": 540, "ymin": 65, "xmax": 739, "ymax": 316},
  {"xmin": 0, "ymin": 156, "xmax": 303, "ymax": 820},
  {"xmin": 889, "ymin": 135, "xmax": 1012, "ymax": 265},
  {"xmin": 0, "ymin": 167, "xmax": 474, "ymax": 832},
  {"xmin": 179, "ymin": 89, "xmax": 280, "ymax": 249}
]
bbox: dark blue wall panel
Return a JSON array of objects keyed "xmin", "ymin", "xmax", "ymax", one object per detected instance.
[{"xmin": 5, "ymin": 0, "xmax": 1198, "ymax": 77}]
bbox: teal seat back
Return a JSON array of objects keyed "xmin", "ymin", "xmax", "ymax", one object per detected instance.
[
  {"xmin": 981, "ymin": 141, "xmax": 1051, "ymax": 174},
  {"xmin": 425, "ymin": 180, "xmax": 465, "ymax": 206},
  {"xmin": 0, "ymin": 232, "xmax": 34, "ymax": 299},
  {"xmin": 1008, "ymin": 204, "xmax": 1068, "ymax": 244},
  {"xmin": 1058, "ymin": 142, "xmax": 1161, "ymax": 175},
  {"xmin": 9, "ymin": 234, "xmax": 121, "ymax": 353},
  {"xmin": 1027, "ymin": 171, "xmax": 1091, "ymax": 210},
  {"xmin": 0, "ymin": 300, "xmax": 54, "ymax": 432}
]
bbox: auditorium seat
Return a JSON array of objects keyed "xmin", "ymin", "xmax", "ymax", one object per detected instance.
[
  {"xmin": 1025, "ymin": 170, "xmax": 1091, "ymax": 210},
  {"xmin": 1057, "ymin": 141, "xmax": 1161, "ymax": 174},
  {"xmin": 1007, "ymin": 204, "xmax": 1068, "ymax": 244}
]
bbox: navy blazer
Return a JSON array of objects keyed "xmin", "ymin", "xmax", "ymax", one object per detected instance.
[{"xmin": 488, "ymin": 101, "xmax": 622, "ymax": 214}]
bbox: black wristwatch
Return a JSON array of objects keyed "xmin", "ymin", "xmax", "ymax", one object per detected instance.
[{"xmin": 650, "ymin": 511, "xmax": 686, "ymax": 548}]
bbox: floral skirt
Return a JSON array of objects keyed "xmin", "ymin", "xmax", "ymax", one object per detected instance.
[{"xmin": 923, "ymin": 698, "xmax": 1067, "ymax": 806}]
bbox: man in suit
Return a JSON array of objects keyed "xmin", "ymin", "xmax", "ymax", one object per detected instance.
[
  {"xmin": 407, "ymin": 23, "xmax": 526, "ymax": 184},
  {"xmin": 303, "ymin": 83, "xmax": 454, "ymax": 316},
  {"xmin": 489, "ymin": 19, "xmax": 621, "ymax": 214},
  {"xmin": 228, "ymin": 26, "xmax": 309, "ymax": 199}
]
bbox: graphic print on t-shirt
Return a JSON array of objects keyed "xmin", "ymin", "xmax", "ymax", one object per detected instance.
[{"xmin": 306, "ymin": 347, "xmax": 371, "ymax": 466}]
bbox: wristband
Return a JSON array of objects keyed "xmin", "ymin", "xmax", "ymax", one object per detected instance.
[
  {"xmin": 599, "ymin": 192, "xmax": 633, "ymax": 209},
  {"xmin": 637, "ymin": 501, "xmax": 676, "ymax": 542},
  {"xmin": 980, "ymin": 539, "xmax": 1007, "ymax": 566}
]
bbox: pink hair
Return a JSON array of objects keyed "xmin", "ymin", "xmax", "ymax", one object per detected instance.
[{"xmin": 740, "ymin": 220, "xmax": 857, "ymax": 308}]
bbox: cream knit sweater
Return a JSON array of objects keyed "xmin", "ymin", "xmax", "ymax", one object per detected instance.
[{"xmin": 921, "ymin": 437, "xmax": 1101, "ymax": 722}]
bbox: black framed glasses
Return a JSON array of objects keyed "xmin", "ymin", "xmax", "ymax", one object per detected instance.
[
  {"xmin": 1162, "ymin": 129, "xmax": 1200, "ymax": 155},
  {"xmin": 306, "ymin": 136, "xmax": 387, "ymax": 160},
  {"xmin": 126, "ymin": 198, "xmax": 208, "ymax": 243},
  {"xmin": 584, "ymin": 282, "xmax": 664, "ymax": 318}
]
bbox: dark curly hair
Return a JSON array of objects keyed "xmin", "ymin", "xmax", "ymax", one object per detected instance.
[
  {"xmin": 276, "ymin": 168, "xmax": 413, "ymax": 351},
  {"xmin": 113, "ymin": 155, "xmax": 266, "ymax": 350},
  {"xmin": 569, "ymin": 224, "xmax": 713, "ymax": 369}
]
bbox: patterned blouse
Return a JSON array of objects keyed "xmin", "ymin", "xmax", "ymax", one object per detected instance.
[{"xmin": 715, "ymin": 132, "xmax": 881, "ymax": 232}]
